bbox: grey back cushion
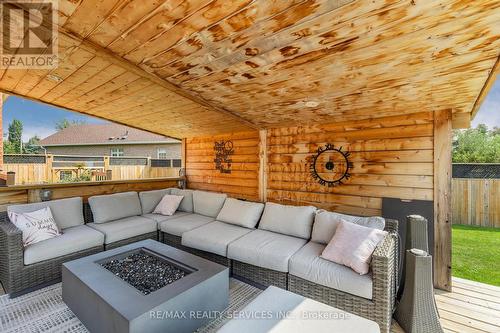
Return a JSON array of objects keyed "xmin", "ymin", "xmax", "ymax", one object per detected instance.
[
  {"xmin": 139, "ymin": 188, "xmax": 175, "ymax": 214},
  {"xmin": 192, "ymin": 191, "xmax": 227, "ymax": 218},
  {"xmin": 258, "ymin": 202, "xmax": 316, "ymax": 239},
  {"xmin": 216, "ymin": 198, "xmax": 264, "ymax": 228},
  {"xmin": 88, "ymin": 191, "xmax": 142, "ymax": 224},
  {"xmin": 170, "ymin": 189, "xmax": 194, "ymax": 213},
  {"xmin": 312, "ymin": 210, "xmax": 386, "ymax": 245},
  {"xmin": 8, "ymin": 197, "xmax": 84, "ymax": 230}
]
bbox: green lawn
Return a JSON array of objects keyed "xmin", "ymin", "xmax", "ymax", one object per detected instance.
[{"xmin": 452, "ymin": 224, "xmax": 500, "ymax": 286}]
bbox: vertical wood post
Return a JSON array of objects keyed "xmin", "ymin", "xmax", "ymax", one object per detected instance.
[
  {"xmin": 181, "ymin": 138, "xmax": 186, "ymax": 169},
  {"xmin": 46, "ymin": 154, "xmax": 53, "ymax": 183},
  {"xmin": 0, "ymin": 93, "xmax": 4, "ymax": 169},
  {"xmin": 104, "ymin": 156, "xmax": 110, "ymax": 170},
  {"xmin": 433, "ymin": 109, "xmax": 452, "ymax": 291},
  {"xmin": 258, "ymin": 129, "xmax": 268, "ymax": 203},
  {"xmin": 181, "ymin": 138, "xmax": 187, "ymax": 186},
  {"xmin": 6, "ymin": 172, "xmax": 15, "ymax": 186}
]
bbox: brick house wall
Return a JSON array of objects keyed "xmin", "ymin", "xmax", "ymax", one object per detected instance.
[{"xmin": 45, "ymin": 143, "xmax": 181, "ymax": 158}]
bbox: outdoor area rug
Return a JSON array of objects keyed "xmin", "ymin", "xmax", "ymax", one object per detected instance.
[{"xmin": 0, "ymin": 278, "xmax": 262, "ymax": 333}]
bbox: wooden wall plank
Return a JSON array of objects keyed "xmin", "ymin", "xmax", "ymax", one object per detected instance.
[
  {"xmin": 185, "ymin": 112, "xmax": 436, "ymax": 219},
  {"xmin": 186, "ymin": 131, "xmax": 260, "ymax": 201},
  {"xmin": 259, "ymin": 129, "xmax": 268, "ymax": 202}
]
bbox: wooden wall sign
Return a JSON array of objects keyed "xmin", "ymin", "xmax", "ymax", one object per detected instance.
[
  {"xmin": 214, "ymin": 140, "xmax": 234, "ymax": 174},
  {"xmin": 310, "ymin": 144, "xmax": 353, "ymax": 187}
]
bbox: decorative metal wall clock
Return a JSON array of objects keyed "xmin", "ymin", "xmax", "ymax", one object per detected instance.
[
  {"xmin": 214, "ymin": 140, "xmax": 234, "ymax": 174},
  {"xmin": 310, "ymin": 144, "xmax": 353, "ymax": 187}
]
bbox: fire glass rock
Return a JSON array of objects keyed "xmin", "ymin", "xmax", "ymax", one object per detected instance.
[{"xmin": 101, "ymin": 251, "xmax": 188, "ymax": 295}]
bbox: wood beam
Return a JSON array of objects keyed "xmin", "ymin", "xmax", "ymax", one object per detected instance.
[
  {"xmin": 258, "ymin": 129, "xmax": 268, "ymax": 202},
  {"xmin": 0, "ymin": 93, "xmax": 4, "ymax": 168},
  {"xmin": 471, "ymin": 55, "xmax": 500, "ymax": 119},
  {"xmin": 433, "ymin": 109, "xmax": 452, "ymax": 291},
  {"xmin": 452, "ymin": 112, "xmax": 471, "ymax": 129}
]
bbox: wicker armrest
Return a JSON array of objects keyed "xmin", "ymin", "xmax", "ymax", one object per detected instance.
[
  {"xmin": 371, "ymin": 230, "xmax": 398, "ymax": 315},
  {"xmin": 0, "ymin": 212, "xmax": 24, "ymax": 290},
  {"xmin": 0, "ymin": 212, "xmax": 23, "ymax": 251}
]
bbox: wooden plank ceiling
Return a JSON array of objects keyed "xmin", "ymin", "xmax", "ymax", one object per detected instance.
[{"xmin": 0, "ymin": 0, "xmax": 499, "ymax": 137}]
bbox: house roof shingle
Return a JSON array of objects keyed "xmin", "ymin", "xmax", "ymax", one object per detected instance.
[{"xmin": 39, "ymin": 124, "xmax": 179, "ymax": 146}]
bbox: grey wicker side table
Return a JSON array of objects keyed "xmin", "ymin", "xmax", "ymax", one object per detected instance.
[
  {"xmin": 400, "ymin": 215, "xmax": 430, "ymax": 298},
  {"xmin": 395, "ymin": 249, "xmax": 444, "ymax": 333}
]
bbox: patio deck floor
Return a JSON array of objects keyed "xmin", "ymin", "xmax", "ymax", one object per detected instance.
[
  {"xmin": 1, "ymin": 277, "xmax": 498, "ymax": 332},
  {"xmin": 392, "ymin": 277, "xmax": 500, "ymax": 333}
]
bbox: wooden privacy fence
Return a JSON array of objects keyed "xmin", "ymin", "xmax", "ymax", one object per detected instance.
[
  {"xmin": 1, "ymin": 154, "xmax": 181, "ymax": 185},
  {"xmin": 452, "ymin": 178, "xmax": 500, "ymax": 228}
]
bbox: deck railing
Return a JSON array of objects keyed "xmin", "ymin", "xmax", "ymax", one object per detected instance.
[{"xmin": 1, "ymin": 154, "xmax": 181, "ymax": 185}]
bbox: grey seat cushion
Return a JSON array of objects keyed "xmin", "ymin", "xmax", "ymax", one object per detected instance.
[
  {"xmin": 182, "ymin": 221, "xmax": 252, "ymax": 256},
  {"xmin": 216, "ymin": 198, "xmax": 264, "ymax": 228},
  {"xmin": 89, "ymin": 191, "xmax": 142, "ymax": 223},
  {"xmin": 87, "ymin": 216, "xmax": 156, "ymax": 244},
  {"xmin": 170, "ymin": 189, "xmax": 194, "ymax": 213},
  {"xmin": 258, "ymin": 202, "xmax": 316, "ymax": 239},
  {"xmin": 228, "ymin": 229, "xmax": 307, "ymax": 272},
  {"xmin": 312, "ymin": 210, "xmax": 385, "ymax": 245},
  {"xmin": 139, "ymin": 188, "xmax": 174, "ymax": 214},
  {"xmin": 192, "ymin": 191, "xmax": 227, "ymax": 218},
  {"xmin": 289, "ymin": 242, "xmax": 373, "ymax": 299},
  {"xmin": 143, "ymin": 211, "xmax": 191, "ymax": 225},
  {"xmin": 158, "ymin": 213, "xmax": 214, "ymax": 236},
  {"xmin": 8, "ymin": 197, "xmax": 84, "ymax": 230},
  {"xmin": 24, "ymin": 225, "xmax": 104, "ymax": 265},
  {"xmin": 217, "ymin": 286, "xmax": 380, "ymax": 333}
]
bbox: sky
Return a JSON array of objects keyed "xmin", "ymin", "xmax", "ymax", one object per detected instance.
[
  {"xmin": 2, "ymin": 78, "xmax": 500, "ymax": 141},
  {"xmin": 472, "ymin": 78, "xmax": 500, "ymax": 128},
  {"xmin": 3, "ymin": 97, "xmax": 108, "ymax": 141}
]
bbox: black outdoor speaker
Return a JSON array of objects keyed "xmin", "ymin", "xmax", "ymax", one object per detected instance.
[{"xmin": 381, "ymin": 198, "xmax": 434, "ymax": 297}]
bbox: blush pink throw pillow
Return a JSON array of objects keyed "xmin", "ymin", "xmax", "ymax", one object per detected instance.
[
  {"xmin": 153, "ymin": 194, "xmax": 184, "ymax": 216},
  {"xmin": 320, "ymin": 220, "xmax": 388, "ymax": 275}
]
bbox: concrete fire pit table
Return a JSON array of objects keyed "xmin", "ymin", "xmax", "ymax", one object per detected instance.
[{"xmin": 62, "ymin": 239, "xmax": 229, "ymax": 333}]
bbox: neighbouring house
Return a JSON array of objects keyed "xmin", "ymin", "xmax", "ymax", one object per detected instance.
[{"xmin": 38, "ymin": 124, "xmax": 181, "ymax": 161}]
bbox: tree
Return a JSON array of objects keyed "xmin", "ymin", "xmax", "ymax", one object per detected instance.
[
  {"xmin": 24, "ymin": 135, "xmax": 42, "ymax": 154},
  {"xmin": 452, "ymin": 124, "xmax": 500, "ymax": 163},
  {"xmin": 55, "ymin": 118, "xmax": 87, "ymax": 131},
  {"xmin": 7, "ymin": 119, "xmax": 23, "ymax": 153}
]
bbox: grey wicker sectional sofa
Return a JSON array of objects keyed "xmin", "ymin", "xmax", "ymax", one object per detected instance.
[
  {"xmin": 156, "ymin": 189, "xmax": 399, "ymax": 333},
  {"xmin": 0, "ymin": 187, "xmax": 398, "ymax": 333}
]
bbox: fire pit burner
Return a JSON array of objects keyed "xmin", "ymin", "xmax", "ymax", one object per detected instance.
[{"xmin": 100, "ymin": 250, "xmax": 189, "ymax": 295}]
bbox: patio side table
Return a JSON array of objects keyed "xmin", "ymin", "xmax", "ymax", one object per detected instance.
[{"xmin": 395, "ymin": 249, "xmax": 444, "ymax": 333}]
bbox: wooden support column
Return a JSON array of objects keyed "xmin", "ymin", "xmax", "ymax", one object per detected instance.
[
  {"xmin": 0, "ymin": 93, "xmax": 5, "ymax": 169},
  {"xmin": 258, "ymin": 129, "xmax": 267, "ymax": 202},
  {"xmin": 181, "ymin": 138, "xmax": 187, "ymax": 188},
  {"xmin": 46, "ymin": 154, "xmax": 53, "ymax": 183},
  {"xmin": 433, "ymin": 109, "xmax": 452, "ymax": 291}
]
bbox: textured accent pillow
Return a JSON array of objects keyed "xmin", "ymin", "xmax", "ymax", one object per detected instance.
[
  {"xmin": 8, "ymin": 207, "xmax": 61, "ymax": 247},
  {"xmin": 321, "ymin": 220, "xmax": 388, "ymax": 275},
  {"xmin": 312, "ymin": 210, "xmax": 385, "ymax": 245},
  {"xmin": 153, "ymin": 194, "xmax": 184, "ymax": 216}
]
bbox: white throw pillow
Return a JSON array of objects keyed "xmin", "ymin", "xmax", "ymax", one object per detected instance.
[
  {"xmin": 321, "ymin": 220, "xmax": 388, "ymax": 275},
  {"xmin": 8, "ymin": 207, "xmax": 61, "ymax": 247},
  {"xmin": 153, "ymin": 194, "xmax": 184, "ymax": 216}
]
